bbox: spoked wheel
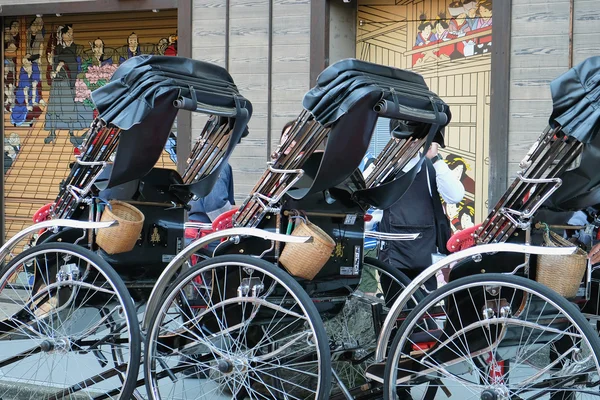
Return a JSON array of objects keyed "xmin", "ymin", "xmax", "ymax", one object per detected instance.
[
  {"xmin": 328, "ymin": 257, "xmax": 429, "ymax": 398},
  {"xmin": 0, "ymin": 242, "xmax": 141, "ymax": 399},
  {"xmin": 144, "ymin": 254, "xmax": 332, "ymax": 400},
  {"xmin": 384, "ymin": 273, "xmax": 600, "ymax": 400}
]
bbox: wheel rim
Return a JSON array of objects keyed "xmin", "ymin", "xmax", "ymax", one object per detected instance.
[
  {"xmin": 387, "ymin": 276, "xmax": 600, "ymax": 399},
  {"xmin": 146, "ymin": 259, "xmax": 327, "ymax": 400},
  {"xmin": 0, "ymin": 247, "xmax": 136, "ymax": 399}
]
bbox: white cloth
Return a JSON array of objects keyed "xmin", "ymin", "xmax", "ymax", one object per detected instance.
[{"xmin": 402, "ymin": 155, "xmax": 465, "ymax": 205}]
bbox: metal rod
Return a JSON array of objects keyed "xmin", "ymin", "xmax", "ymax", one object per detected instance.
[{"xmin": 283, "ymin": 210, "xmax": 356, "ymax": 218}]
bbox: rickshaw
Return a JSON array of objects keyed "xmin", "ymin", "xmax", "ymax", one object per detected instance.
[
  {"xmin": 0, "ymin": 54, "xmax": 593, "ymax": 400},
  {"xmin": 366, "ymin": 56, "xmax": 600, "ymax": 400}
]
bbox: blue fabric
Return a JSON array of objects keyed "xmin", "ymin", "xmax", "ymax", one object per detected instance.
[
  {"xmin": 188, "ymin": 163, "xmax": 235, "ymax": 223},
  {"xmin": 11, "ymin": 65, "xmax": 40, "ymax": 126}
]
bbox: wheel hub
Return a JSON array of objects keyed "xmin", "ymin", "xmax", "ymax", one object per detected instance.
[
  {"xmin": 217, "ymin": 360, "xmax": 234, "ymax": 374},
  {"xmin": 40, "ymin": 338, "xmax": 70, "ymax": 354},
  {"xmin": 481, "ymin": 387, "xmax": 510, "ymax": 400},
  {"xmin": 480, "ymin": 389, "xmax": 497, "ymax": 400},
  {"xmin": 218, "ymin": 357, "xmax": 248, "ymax": 375}
]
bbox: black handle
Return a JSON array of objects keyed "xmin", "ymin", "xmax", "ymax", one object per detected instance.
[{"xmin": 374, "ymin": 99, "xmax": 448, "ymax": 126}]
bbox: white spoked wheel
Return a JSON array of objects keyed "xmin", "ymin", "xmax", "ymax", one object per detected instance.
[
  {"xmin": 384, "ymin": 273, "xmax": 600, "ymax": 400},
  {"xmin": 144, "ymin": 254, "xmax": 332, "ymax": 400},
  {"xmin": 0, "ymin": 242, "xmax": 141, "ymax": 399}
]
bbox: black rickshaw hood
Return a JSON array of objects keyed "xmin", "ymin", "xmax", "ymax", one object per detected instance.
[{"xmin": 90, "ymin": 55, "xmax": 251, "ymax": 191}]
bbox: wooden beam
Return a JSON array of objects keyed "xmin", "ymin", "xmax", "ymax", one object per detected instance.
[
  {"xmin": 310, "ymin": 0, "xmax": 330, "ymax": 87},
  {"xmin": 488, "ymin": 0, "xmax": 511, "ymax": 210}
]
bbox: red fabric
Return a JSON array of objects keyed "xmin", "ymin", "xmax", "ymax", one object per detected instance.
[{"xmin": 446, "ymin": 223, "xmax": 482, "ymax": 253}]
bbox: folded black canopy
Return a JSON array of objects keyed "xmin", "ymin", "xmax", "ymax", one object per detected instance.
[
  {"xmin": 550, "ymin": 56, "xmax": 600, "ymax": 144},
  {"xmin": 90, "ymin": 55, "xmax": 252, "ymax": 195},
  {"xmin": 546, "ymin": 56, "xmax": 600, "ymax": 209},
  {"xmin": 289, "ymin": 58, "xmax": 451, "ymax": 209}
]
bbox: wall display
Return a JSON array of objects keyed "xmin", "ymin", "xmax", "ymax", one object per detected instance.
[
  {"xmin": 3, "ymin": 10, "xmax": 178, "ymax": 242},
  {"xmin": 358, "ymin": 0, "xmax": 492, "ymax": 230}
]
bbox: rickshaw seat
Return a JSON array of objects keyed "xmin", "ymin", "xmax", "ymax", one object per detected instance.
[
  {"xmin": 446, "ymin": 224, "xmax": 481, "ymax": 253},
  {"xmin": 33, "ymin": 203, "xmax": 53, "ymax": 223},
  {"xmin": 212, "ymin": 207, "xmax": 239, "ymax": 231}
]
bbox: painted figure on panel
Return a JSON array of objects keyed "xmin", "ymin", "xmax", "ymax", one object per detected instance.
[
  {"xmin": 476, "ymin": 0, "xmax": 493, "ymax": 29},
  {"xmin": 445, "ymin": 200, "xmax": 463, "ymax": 232},
  {"xmin": 165, "ymin": 32, "xmax": 177, "ymax": 56},
  {"xmin": 456, "ymin": 201, "xmax": 476, "ymax": 230},
  {"xmin": 432, "ymin": 13, "xmax": 450, "ymax": 42},
  {"xmin": 84, "ymin": 38, "xmax": 114, "ymax": 67},
  {"xmin": 118, "ymin": 32, "xmax": 155, "ymax": 62},
  {"xmin": 463, "ymin": 0, "xmax": 479, "ymax": 31},
  {"xmin": 26, "ymin": 17, "xmax": 46, "ymax": 104},
  {"xmin": 45, "ymin": 32, "xmax": 56, "ymax": 86},
  {"xmin": 119, "ymin": 32, "xmax": 143, "ymax": 62},
  {"xmin": 444, "ymin": 199, "xmax": 476, "ymax": 232},
  {"xmin": 157, "ymin": 38, "xmax": 169, "ymax": 55},
  {"xmin": 27, "ymin": 17, "xmax": 45, "ymax": 60},
  {"xmin": 445, "ymin": 153, "xmax": 476, "ymax": 194},
  {"xmin": 11, "ymin": 54, "xmax": 43, "ymax": 127},
  {"xmin": 448, "ymin": 1, "xmax": 470, "ymax": 37},
  {"xmin": 415, "ymin": 15, "xmax": 434, "ymax": 46},
  {"xmin": 5, "ymin": 20, "xmax": 20, "ymax": 53},
  {"xmin": 44, "ymin": 24, "xmax": 93, "ymax": 145},
  {"xmin": 4, "ymin": 20, "xmax": 20, "ymax": 112},
  {"xmin": 4, "ymin": 133, "xmax": 21, "ymax": 174},
  {"xmin": 4, "ymin": 59, "xmax": 16, "ymax": 112}
]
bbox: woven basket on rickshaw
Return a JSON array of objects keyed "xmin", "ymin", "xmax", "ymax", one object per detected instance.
[
  {"xmin": 96, "ymin": 200, "xmax": 145, "ymax": 255},
  {"xmin": 536, "ymin": 229, "xmax": 587, "ymax": 298},
  {"xmin": 279, "ymin": 220, "xmax": 336, "ymax": 280}
]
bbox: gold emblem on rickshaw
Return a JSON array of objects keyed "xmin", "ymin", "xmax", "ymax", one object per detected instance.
[
  {"xmin": 334, "ymin": 242, "xmax": 344, "ymax": 258},
  {"xmin": 150, "ymin": 227, "xmax": 161, "ymax": 244}
]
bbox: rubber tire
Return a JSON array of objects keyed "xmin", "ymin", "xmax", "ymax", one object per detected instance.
[
  {"xmin": 1, "ymin": 242, "xmax": 142, "ymax": 400},
  {"xmin": 383, "ymin": 273, "xmax": 600, "ymax": 400},
  {"xmin": 144, "ymin": 254, "xmax": 332, "ymax": 400}
]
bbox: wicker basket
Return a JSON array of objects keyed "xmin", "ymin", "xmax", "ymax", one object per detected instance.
[
  {"xmin": 536, "ymin": 230, "xmax": 588, "ymax": 298},
  {"xmin": 96, "ymin": 201, "xmax": 145, "ymax": 255},
  {"xmin": 279, "ymin": 221, "xmax": 336, "ymax": 280}
]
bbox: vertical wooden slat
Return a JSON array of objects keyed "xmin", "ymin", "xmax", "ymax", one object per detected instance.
[
  {"xmin": 177, "ymin": 0, "xmax": 192, "ymax": 175},
  {"xmin": 310, "ymin": 0, "xmax": 329, "ymax": 86},
  {"xmin": 488, "ymin": 0, "xmax": 511, "ymax": 209},
  {"xmin": 267, "ymin": 0, "xmax": 273, "ymax": 160}
]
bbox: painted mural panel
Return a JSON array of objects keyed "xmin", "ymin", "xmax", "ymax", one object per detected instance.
[
  {"xmin": 357, "ymin": 0, "xmax": 492, "ymax": 231},
  {"xmin": 3, "ymin": 11, "xmax": 178, "ymax": 242}
]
